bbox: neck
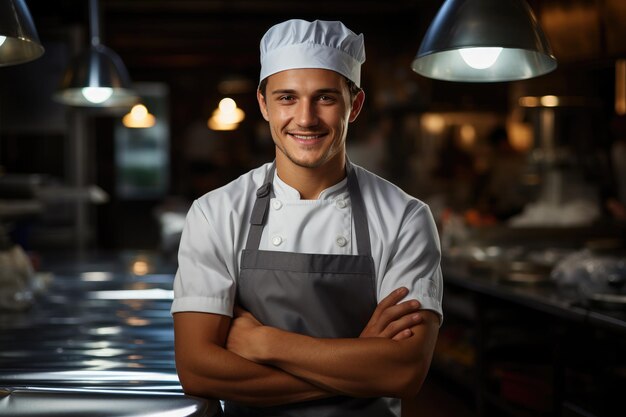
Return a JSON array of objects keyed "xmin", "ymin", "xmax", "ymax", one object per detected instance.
[{"xmin": 275, "ymin": 152, "xmax": 346, "ymax": 200}]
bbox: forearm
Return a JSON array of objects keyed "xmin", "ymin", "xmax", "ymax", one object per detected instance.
[
  {"xmin": 246, "ymin": 310, "xmax": 439, "ymax": 399},
  {"xmin": 173, "ymin": 312, "xmax": 335, "ymax": 407},
  {"xmin": 256, "ymin": 328, "xmax": 425, "ymax": 397},
  {"xmin": 177, "ymin": 341, "xmax": 333, "ymax": 406},
  {"xmin": 224, "ymin": 294, "xmax": 439, "ymax": 400}
]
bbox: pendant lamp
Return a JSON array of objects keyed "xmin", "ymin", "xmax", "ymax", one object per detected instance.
[
  {"xmin": 54, "ymin": 0, "xmax": 137, "ymax": 107},
  {"xmin": 412, "ymin": 0, "xmax": 557, "ymax": 82},
  {"xmin": 0, "ymin": 0, "xmax": 44, "ymax": 66}
]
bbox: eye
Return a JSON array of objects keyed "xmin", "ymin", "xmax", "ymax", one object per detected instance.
[
  {"xmin": 318, "ymin": 95, "xmax": 337, "ymax": 103},
  {"xmin": 277, "ymin": 95, "xmax": 295, "ymax": 102}
]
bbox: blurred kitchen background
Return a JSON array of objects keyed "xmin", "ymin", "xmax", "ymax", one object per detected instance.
[{"xmin": 0, "ymin": 1, "xmax": 625, "ymax": 416}]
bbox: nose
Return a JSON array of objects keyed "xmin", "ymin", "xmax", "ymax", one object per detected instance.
[{"xmin": 295, "ymin": 99, "xmax": 319, "ymax": 128}]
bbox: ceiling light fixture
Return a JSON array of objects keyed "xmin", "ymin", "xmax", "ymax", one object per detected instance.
[
  {"xmin": 412, "ymin": 0, "xmax": 557, "ymax": 82},
  {"xmin": 0, "ymin": 0, "xmax": 44, "ymax": 66},
  {"xmin": 122, "ymin": 104, "xmax": 156, "ymax": 128},
  {"xmin": 54, "ymin": 0, "xmax": 138, "ymax": 107},
  {"xmin": 208, "ymin": 98, "xmax": 245, "ymax": 131}
]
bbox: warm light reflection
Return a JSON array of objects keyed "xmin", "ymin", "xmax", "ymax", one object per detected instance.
[
  {"xmin": 507, "ymin": 121, "xmax": 534, "ymax": 152},
  {"xmin": 540, "ymin": 95, "xmax": 559, "ymax": 107},
  {"xmin": 82, "ymin": 87, "xmax": 113, "ymax": 104},
  {"xmin": 518, "ymin": 95, "xmax": 560, "ymax": 108},
  {"xmin": 208, "ymin": 97, "xmax": 245, "ymax": 131},
  {"xmin": 128, "ymin": 363, "xmax": 145, "ymax": 368},
  {"xmin": 421, "ymin": 113, "xmax": 446, "ymax": 134},
  {"xmin": 459, "ymin": 47, "xmax": 503, "ymax": 69},
  {"xmin": 132, "ymin": 260, "xmax": 150, "ymax": 275},
  {"xmin": 459, "ymin": 124, "xmax": 476, "ymax": 148},
  {"xmin": 122, "ymin": 299, "xmax": 147, "ymax": 310},
  {"xmin": 126, "ymin": 316, "xmax": 150, "ymax": 326},
  {"xmin": 123, "ymin": 104, "xmax": 156, "ymax": 128},
  {"xmin": 518, "ymin": 96, "xmax": 540, "ymax": 107},
  {"xmin": 130, "ymin": 281, "xmax": 149, "ymax": 290}
]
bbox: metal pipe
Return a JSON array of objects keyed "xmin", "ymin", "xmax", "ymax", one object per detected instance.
[{"xmin": 89, "ymin": 0, "xmax": 100, "ymax": 46}]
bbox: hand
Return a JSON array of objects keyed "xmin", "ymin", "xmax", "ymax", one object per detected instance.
[
  {"xmin": 360, "ymin": 287, "xmax": 423, "ymax": 341},
  {"xmin": 226, "ymin": 305, "xmax": 266, "ymax": 362}
]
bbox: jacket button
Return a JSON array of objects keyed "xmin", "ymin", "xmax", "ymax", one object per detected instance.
[
  {"xmin": 336, "ymin": 236, "xmax": 348, "ymax": 247},
  {"xmin": 335, "ymin": 199, "xmax": 347, "ymax": 209},
  {"xmin": 272, "ymin": 200, "xmax": 283, "ymax": 210},
  {"xmin": 272, "ymin": 235, "xmax": 283, "ymax": 246}
]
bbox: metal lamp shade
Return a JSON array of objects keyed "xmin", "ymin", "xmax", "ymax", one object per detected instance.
[
  {"xmin": 54, "ymin": 44, "xmax": 138, "ymax": 107},
  {"xmin": 0, "ymin": 0, "xmax": 44, "ymax": 66},
  {"xmin": 412, "ymin": 0, "xmax": 557, "ymax": 82}
]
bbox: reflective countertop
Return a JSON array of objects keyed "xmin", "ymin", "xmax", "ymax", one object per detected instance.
[{"xmin": 0, "ymin": 251, "xmax": 218, "ymax": 416}]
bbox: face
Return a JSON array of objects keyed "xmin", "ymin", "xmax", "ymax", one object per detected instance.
[{"xmin": 257, "ymin": 68, "xmax": 364, "ymax": 170}]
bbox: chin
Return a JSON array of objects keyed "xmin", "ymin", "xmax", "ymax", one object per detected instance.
[{"xmin": 287, "ymin": 153, "xmax": 327, "ymax": 169}]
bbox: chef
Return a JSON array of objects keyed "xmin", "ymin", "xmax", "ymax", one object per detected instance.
[{"xmin": 171, "ymin": 19, "xmax": 443, "ymax": 417}]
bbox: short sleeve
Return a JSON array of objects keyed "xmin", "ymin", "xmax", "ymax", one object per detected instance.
[
  {"xmin": 379, "ymin": 204, "xmax": 444, "ymax": 323},
  {"xmin": 171, "ymin": 200, "xmax": 236, "ymax": 316}
]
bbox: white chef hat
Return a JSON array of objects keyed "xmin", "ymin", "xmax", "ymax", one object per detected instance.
[{"xmin": 259, "ymin": 19, "xmax": 366, "ymax": 87}]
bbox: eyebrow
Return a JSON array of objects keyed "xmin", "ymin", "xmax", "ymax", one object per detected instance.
[{"xmin": 270, "ymin": 88, "xmax": 342, "ymax": 95}]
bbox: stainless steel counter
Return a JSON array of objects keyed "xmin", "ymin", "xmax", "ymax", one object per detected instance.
[
  {"xmin": 443, "ymin": 260, "xmax": 626, "ymax": 332},
  {"xmin": 0, "ymin": 251, "xmax": 218, "ymax": 416}
]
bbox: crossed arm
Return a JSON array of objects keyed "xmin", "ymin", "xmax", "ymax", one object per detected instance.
[{"xmin": 173, "ymin": 287, "xmax": 439, "ymax": 407}]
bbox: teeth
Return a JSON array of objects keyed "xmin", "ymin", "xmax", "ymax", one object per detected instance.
[{"xmin": 292, "ymin": 134, "xmax": 322, "ymax": 140}]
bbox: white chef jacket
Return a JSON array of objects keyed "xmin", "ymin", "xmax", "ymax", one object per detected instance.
[{"xmin": 171, "ymin": 162, "xmax": 443, "ymax": 322}]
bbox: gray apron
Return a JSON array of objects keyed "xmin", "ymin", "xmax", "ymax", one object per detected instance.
[{"xmin": 224, "ymin": 162, "xmax": 395, "ymax": 417}]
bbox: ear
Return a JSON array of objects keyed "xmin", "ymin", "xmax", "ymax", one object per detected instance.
[
  {"xmin": 348, "ymin": 89, "xmax": 365, "ymax": 123},
  {"xmin": 257, "ymin": 89, "xmax": 269, "ymax": 122}
]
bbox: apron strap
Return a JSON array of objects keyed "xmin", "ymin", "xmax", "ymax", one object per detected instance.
[
  {"xmin": 245, "ymin": 163, "xmax": 276, "ymax": 251},
  {"xmin": 245, "ymin": 160, "xmax": 371, "ymax": 257},
  {"xmin": 346, "ymin": 160, "xmax": 372, "ymax": 257}
]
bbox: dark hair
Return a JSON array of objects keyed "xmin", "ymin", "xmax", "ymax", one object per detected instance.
[{"xmin": 258, "ymin": 75, "xmax": 362, "ymax": 100}]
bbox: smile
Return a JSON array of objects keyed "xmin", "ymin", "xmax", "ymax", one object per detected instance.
[{"xmin": 289, "ymin": 133, "xmax": 325, "ymax": 140}]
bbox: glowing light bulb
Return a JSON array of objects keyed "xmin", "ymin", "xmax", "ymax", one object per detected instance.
[
  {"xmin": 81, "ymin": 87, "xmax": 113, "ymax": 104},
  {"xmin": 540, "ymin": 95, "xmax": 559, "ymax": 107},
  {"xmin": 459, "ymin": 47, "xmax": 503, "ymax": 69},
  {"xmin": 131, "ymin": 104, "xmax": 148, "ymax": 119},
  {"xmin": 208, "ymin": 97, "xmax": 245, "ymax": 130},
  {"xmin": 122, "ymin": 104, "xmax": 156, "ymax": 128},
  {"xmin": 219, "ymin": 98, "xmax": 236, "ymax": 112},
  {"xmin": 0, "ymin": 36, "xmax": 6, "ymax": 47}
]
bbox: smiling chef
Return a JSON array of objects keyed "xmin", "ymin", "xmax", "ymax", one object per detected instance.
[{"xmin": 171, "ymin": 18, "xmax": 443, "ymax": 417}]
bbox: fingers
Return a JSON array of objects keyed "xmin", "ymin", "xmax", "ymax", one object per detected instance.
[
  {"xmin": 370, "ymin": 287, "xmax": 409, "ymax": 322},
  {"xmin": 361, "ymin": 287, "xmax": 424, "ymax": 339},
  {"xmin": 392, "ymin": 329, "xmax": 413, "ymax": 342},
  {"xmin": 376, "ymin": 299, "xmax": 421, "ymax": 332},
  {"xmin": 387, "ymin": 313, "xmax": 423, "ymax": 340}
]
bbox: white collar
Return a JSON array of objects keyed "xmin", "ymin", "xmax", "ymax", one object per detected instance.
[{"xmin": 273, "ymin": 171, "xmax": 348, "ymax": 200}]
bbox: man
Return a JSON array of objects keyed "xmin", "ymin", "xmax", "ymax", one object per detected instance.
[{"xmin": 172, "ymin": 19, "xmax": 443, "ymax": 416}]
